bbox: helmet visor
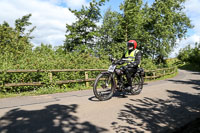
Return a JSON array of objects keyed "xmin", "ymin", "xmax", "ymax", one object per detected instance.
[{"xmin": 127, "ymin": 42, "xmax": 134, "ymax": 47}]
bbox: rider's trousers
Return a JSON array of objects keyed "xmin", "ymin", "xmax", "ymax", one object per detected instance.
[
  {"xmin": 116, "ymin": 66, "xmax": 137, "ymax": 87},
  {"xmin": 124, "ymin": 67, "xmax": 137, "ymax": 86}
]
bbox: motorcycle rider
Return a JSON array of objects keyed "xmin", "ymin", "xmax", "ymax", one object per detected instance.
[{"xmin": 116, "ymin": 40, "xmax": 142, "ymax": 91}]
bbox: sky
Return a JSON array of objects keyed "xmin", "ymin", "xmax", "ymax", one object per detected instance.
[{"xmin": 0, "ymin": 0, "xmax": 199, "ymax": 57}]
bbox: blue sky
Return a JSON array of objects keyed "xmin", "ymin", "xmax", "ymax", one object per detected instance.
[{"xmin": 0, "ymin": 0, "xmax": 199, "ymax": 57}]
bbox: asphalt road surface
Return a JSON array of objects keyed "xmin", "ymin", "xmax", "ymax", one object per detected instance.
[{"xmin": 0, "ymin": 69, "xmax": 200, "ymax": 133}]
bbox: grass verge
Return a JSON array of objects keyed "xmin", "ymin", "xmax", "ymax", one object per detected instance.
[
  {"xmin": 0, "ymin": 84, "xmax": 91, "ymax": 99},
  {"xmin": 178, "ymin": 63, "xmax": 200, "ymax": 72},
  {"xmin": 144, "ymin": 70, "xmax": 178, "ymax": 83}
]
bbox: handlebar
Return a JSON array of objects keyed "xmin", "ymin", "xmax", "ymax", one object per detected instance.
[{"xmin": 111, "ymin": 58, "xmax": 131, "ymax": 65}]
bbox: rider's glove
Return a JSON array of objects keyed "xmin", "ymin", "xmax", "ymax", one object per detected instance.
[
  {"xmin": 129, "ymin": 62, "xmax": 137, "ymax": 67},
  {"xmin": 127, "ymin": 64, "xmax": 133, "ymax": 68},
  {"xmin": 118, "ymin": 61, "xmax": 123, "ymax": 65},
  {"xmin": 122, "ymin": 65, "xmax": 128, "ymax": 70}
]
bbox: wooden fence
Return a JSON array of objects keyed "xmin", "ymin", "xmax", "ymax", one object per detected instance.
[{"xmin": 0, "ymin": 67, "xmax": 177, "ymax": 88}]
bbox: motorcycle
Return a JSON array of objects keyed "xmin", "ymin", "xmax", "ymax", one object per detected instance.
[{"xmin": 93, "ymin": 56, "xmax": 145, "ymax": 101}]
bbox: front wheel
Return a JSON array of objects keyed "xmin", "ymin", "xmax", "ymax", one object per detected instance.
[
  {"xmin": 130, "ymin": 73, "xmax": 144, "ymax": 95},
  {"xmin": 93, "ymin": 72, "xmax": 115, "ymax": 101}
]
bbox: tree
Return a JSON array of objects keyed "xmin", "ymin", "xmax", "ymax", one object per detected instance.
[
  {"xmin": 120, "ymin": 0, "xmax": 144, "ymax": 41},
  {"xmin": 15, "ymin": 14, "xmax": 35, "ymax": 38},
  {"xmin": 178, "ymin": 42, "xmax": 200, "ymax": 67},
  {"xmin": 147, "ymin": 0, "xmax": 193, "ymax": 63},
  {"xmin": 64, "ymin": 0, "xmax": 107, "ymax": 52},
  {"xmin": 98, "ymin": 8, "xmax": 125, "ymax": 56},
  {"xmin": 119, "ymin": 0, "xmax": 154, "ymax": 58},
  {"xmin": 117, "ymin": 0, "xmax": 192, "ymax": 62},
  {"xmin": 0, "ymin": 14, "xmax": 35, "ymax": 58}
]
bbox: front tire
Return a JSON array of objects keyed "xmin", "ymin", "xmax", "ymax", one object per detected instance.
[{"xmin": 93, "ymin": 72, "xmax": 115, "ymax": 101}]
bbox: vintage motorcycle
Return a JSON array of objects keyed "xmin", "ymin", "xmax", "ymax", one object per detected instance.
[{"xmin": 93, "ymin": 57, "xmax": 145, "ymax": 101}]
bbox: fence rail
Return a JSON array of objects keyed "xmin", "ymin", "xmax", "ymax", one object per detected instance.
[{"xmin": 0, "ymin": 67, "xmax": 177, "ymax": 88}]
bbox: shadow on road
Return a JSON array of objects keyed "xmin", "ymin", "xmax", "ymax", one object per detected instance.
[
  {"xmin": 111, "ymin": 90, "xmax": 200, "ymax": 133},
  {"xmin": 0, "ymin": 104, "xmax": 108, "ymax": 133},
  {"xmin": 88, "ymin": 96, "xmax": 101, "ymax": 102},
  {"xmin": 191, "ymin": 72, "xmax": 200, "ymax": 75},
  {"xmin": 88, "ymin": 92, "xmax": 128, "ymax": 102},
  {"xmin": 168, "ymin": 79, "xmax": 200, "ymax": 90}
]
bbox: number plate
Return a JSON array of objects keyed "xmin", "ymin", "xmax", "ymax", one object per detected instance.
[{"xmin": 108, "ymin": 65, "xmax": 116, "ymax": 72}]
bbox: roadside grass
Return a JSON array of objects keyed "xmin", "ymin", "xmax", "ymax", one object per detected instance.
[
  {"xmin": 0, "ymin": 84, "xmax": 92, "ymax": 99},
  {"xmin": 178, "ymin": 63, "xmax": 200, "ymax": 72},
  {"xmin": 144, "ymin": 70, "xmax": 178, "ymax": 83}
]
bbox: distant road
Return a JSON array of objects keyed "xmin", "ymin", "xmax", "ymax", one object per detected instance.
[{"xmin": 0, "ymin": 69, "xmax": 200, "ymax": 133}]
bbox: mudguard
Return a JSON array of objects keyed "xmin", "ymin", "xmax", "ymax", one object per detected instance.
[{"xmin": 101, "ymin": 71, "xmax": 111, "ymax": 75}]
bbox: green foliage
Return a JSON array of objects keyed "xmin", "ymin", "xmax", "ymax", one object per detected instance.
[
  {"xmin": 178, "ymin": 42, "xmax": 200, "ymax": 68},
  {"xmin": 146, "ymin": 0, "xmax": 193, "ymax": 62},
  {"xmin": 64, "ymin": 0, "xmax": 107, "ymax": 52},
  {"xmin": 15, "ymin": 14, "xmax": 36, "ymax": 38},
  {"xmin": 116, "ymin": 0, "xmax": 192, "ymax": 63},
  {"xmin": 0, "ymin": 43, "xmax": 111, "ymax": 92},
  {"xmin": 140, "ymin": 58, "xmax": 157, "ymax": 70},
  {"xmin": 178, "ymin": 45, "xmax": 192, "ymax": 62},
  {"xmin": 96, "ymin": 8, "xmax": 126, "ymax": 58},
  {"xmin": 64, "ymin": 0, "xmax": 192, "ymax": 64},
  {"xmin": 0, "ymin": 14, "xmax": 34, "ymax": 60},
  {"xmin": 120, "ymin": 0, "xmax": 144, "ymax": 41}
]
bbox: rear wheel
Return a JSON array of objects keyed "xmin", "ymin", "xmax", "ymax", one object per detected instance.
[
  {"xmin": 93, "ymin": 73, "xmax": 115, "ymax": 101},
  {"xmin": 130, "ymin": 73, "xmax": 144, "ymax": 95}
]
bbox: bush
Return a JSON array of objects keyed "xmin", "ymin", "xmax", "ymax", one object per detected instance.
[
  {"xmin": 178, "ymin": 43, "xmax": 200, "ymax": 68},
  {"xmin": 0, "ymin": 44, "xmax": 111, "ymax": 92},
  {"xmin": 141, "ymin": 58, "xmax": 157, "ymax": 70}
]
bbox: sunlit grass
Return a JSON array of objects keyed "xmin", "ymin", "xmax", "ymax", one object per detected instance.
[
  {"xmin": 144, "ymin": 70, "xmax": 178, "ymax": 83},
  {"xmin": 0, "ymin": 84, "xmax": 92, "ymax": 98},
  {"xmin": 178, "ymin": 63, "xmax": 200, "ymax": 72}
]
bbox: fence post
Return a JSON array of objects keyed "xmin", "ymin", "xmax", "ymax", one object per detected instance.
[
  {"xmin": 164, "ymin": 70, "xmax": 166, "ymax": 76},
  {"xmin": 173, "ymin": 67, "xmax": 175, "ymax": 74},
  {"xmin": 153, "ymin": 71, "xmax": 156, "ymax": 80},
  {"xmin": 49, "ymin": 72, "xmax": 53, "ymax": 83},
  {"xmin": 85, "ymin": 71, "xmax": 89, "ymax": 87}
]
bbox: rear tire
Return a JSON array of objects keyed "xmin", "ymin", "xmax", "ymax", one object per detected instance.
[
  {"xmin": 93, "ymin": 73, "xmax": 115, "ymax": 101},
  {"xmin": 130, "ymin": 73, "xmax": 144, "ymax": 95}
]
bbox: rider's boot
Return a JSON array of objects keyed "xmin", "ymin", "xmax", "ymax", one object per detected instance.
[
  {"xmin": 125, "ymin": 86, "xmax": 132, "ymax": 92},
  {"xmin": 116, "ymin": 82, "xmax": 123, "ymax": 92}
]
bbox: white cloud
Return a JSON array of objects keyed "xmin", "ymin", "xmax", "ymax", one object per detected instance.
[
  {"xmin": 185, "ymin": 0, "xmax": 200, "ymax": 15},
  {"xmin": 185, "ymin": 0, "xmax": 200, "ymax": 35},
  {"xmin": 170, "ymin": 34, "xmax": 200, "ymax": 57},
  {"xmin": 0, "ymin": 0, "xmax": 77, "ymax": 47},
  {"xmin": 170, "ymin": 0, "xmax": 200, "ymax": 57}
]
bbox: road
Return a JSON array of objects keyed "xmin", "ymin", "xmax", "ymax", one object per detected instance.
[{"xmin": 0, "ymin": 69, "xmax": 200, "ymax": 133}]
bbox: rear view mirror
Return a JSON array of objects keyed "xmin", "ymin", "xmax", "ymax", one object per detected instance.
[{"xmin": 109, "ymin": 55, "xmax": 113, "ymax": 61}]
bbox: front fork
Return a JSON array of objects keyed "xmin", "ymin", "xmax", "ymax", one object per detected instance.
[{"xmin": 101, "ymin": 71, "xmax": 116, "ymax": 90}]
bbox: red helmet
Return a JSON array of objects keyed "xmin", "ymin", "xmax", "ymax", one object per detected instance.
[{"xmin": 127, "ymin": 40, "xmax": 137, "ymax": 49}]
